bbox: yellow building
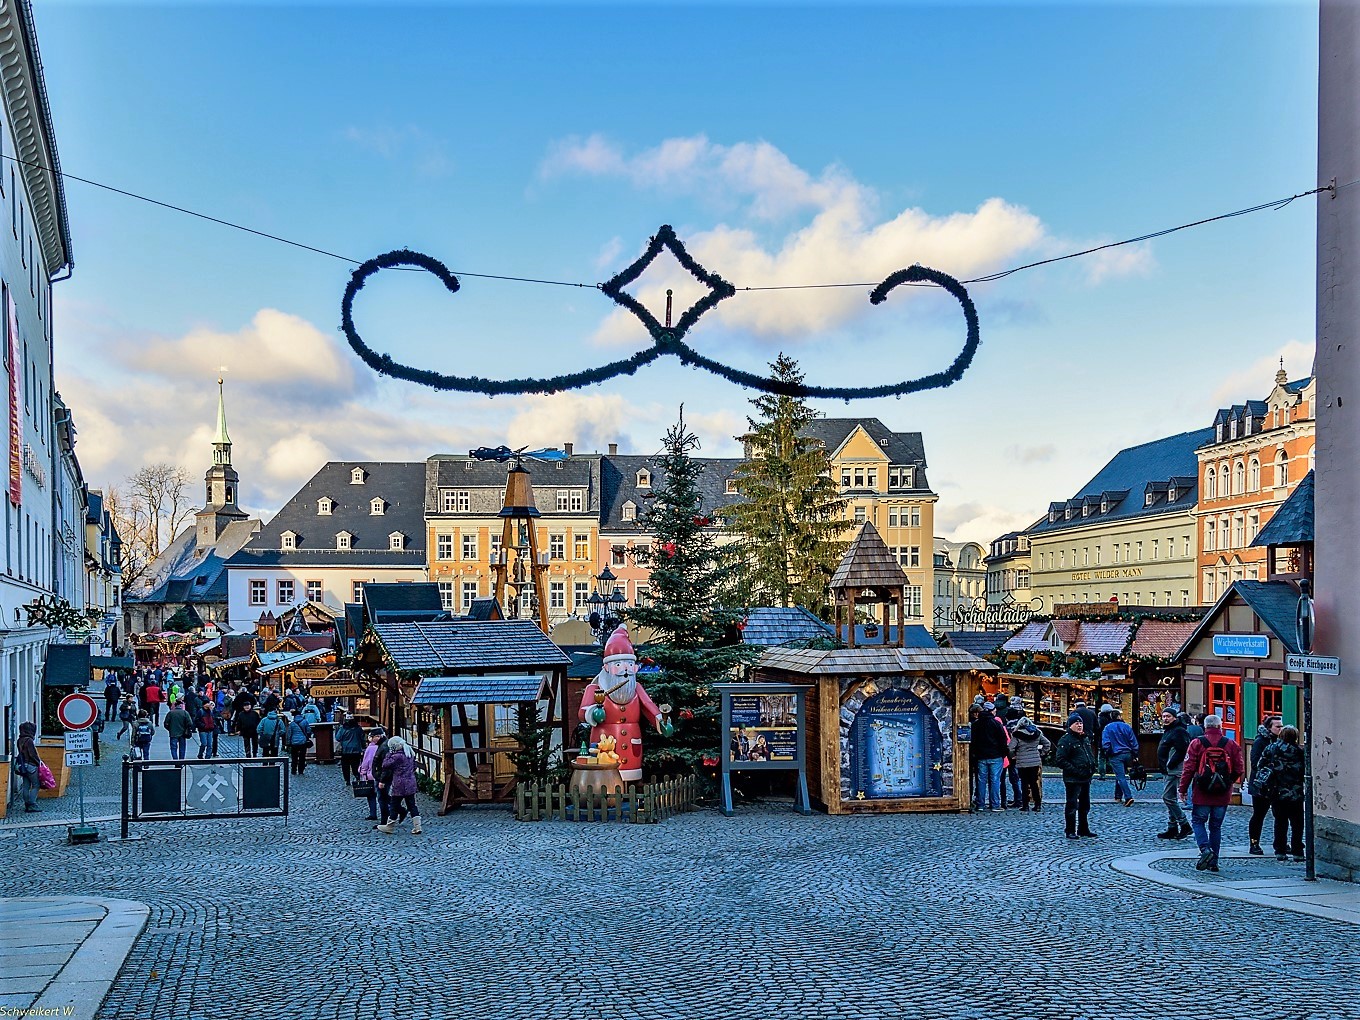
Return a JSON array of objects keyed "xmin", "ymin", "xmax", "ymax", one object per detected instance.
[{"xmin": 804, "ymin": 419, "xmax": 936, "ymax": 622}]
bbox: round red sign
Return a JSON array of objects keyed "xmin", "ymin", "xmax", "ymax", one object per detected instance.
[{"xmin": 57, "ymin": 692, "xmax": 99, "ymax": 730}]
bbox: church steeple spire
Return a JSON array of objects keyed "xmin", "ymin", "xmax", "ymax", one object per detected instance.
[
  {"xmin": 213, "ymin": 377, "xmax": 232, "ymax": 466},
  {"xmin": 198, "ymin": 376, "xmax": 247, "ymax": 545}
]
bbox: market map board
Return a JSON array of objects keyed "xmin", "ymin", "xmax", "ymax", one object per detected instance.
[{"xmin": 715, "ymin": 683, "xmax": 811, "ymax": 817}]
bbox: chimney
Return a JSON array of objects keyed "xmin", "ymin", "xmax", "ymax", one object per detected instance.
[
  {"xmin": 608, "ymin": 443, "xmax": 618, "ymax": 456},
  {"xmin": 563, "ymin": 442, "xmax": 573, "ymax": 457}
]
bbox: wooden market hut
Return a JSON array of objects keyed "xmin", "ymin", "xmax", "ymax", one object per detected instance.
[
  {"xmin": 752, "ymin": 524, "xmax": 997, "ymax": 814},
  {"xmin": 356, "ymin": 617, "xmax": 570, "ymax": 813}
]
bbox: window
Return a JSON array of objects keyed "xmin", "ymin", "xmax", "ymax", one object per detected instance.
[
  {"xmin": 636, "ymin": 469, "xmax": 651, "ymax": 488},
  {"xmin": 317, "ymin": 498, "xmax": 333, "ymax": 515},
  {"xmin": 840, "ymin": 468, "xmax": 852, "ymax": 489},
  {"xmin": 306, "ymin": 580, "xmax": 323, "ymax": 603},
  {"xmin": 1152, "ymin": 540, "xmax": 1159, "ymax": 560},
  {"xmin": 1204, "ymin": 571, "xmax": 1216, "ymax": 602},
  {"xmin": 1215, "ymin": 423, "xmax": 1224, "ymax": 442},
  {"xmin": 889, "ymin": 466, "xmax": 915, "ymax": 489},
  {"xmin": 462, "ymin": 581, "xmax": 479, "ymax": 609},
  {"xmin": 1247, "ymin": 512, "xmax": 1259, "ymax": 543},
  {"xmin": 908, "ymin": 506, "xmax": 920, "ymax": 528},
  {"xmin": 1144, "ymin": 492, "xmax": 1154, "ymax": 507},
  {"xmin": 634, "ymin": 584, "xmax": 650, "ymax": 607},
  {"xmin": 853, "ymin": 506, "xmax": 866, "ymax": 524},
  {"xmin": 1275, "ymin": 450, "xmax": 1288, "ymax": 488},
  {"xmin": 352, "ymin": 581, "xmax": 365, "ymax": 603},
  {"xmin": 441, "ymin": 489, "xmax": 469, "ymax": 513},
  {"xmin": 549, "ymin": 581, "xmax": 565, "ymax": 610},
  {"xmin": 573, "ymin": 535, "xmax": 590, "ymax": 560},
  {"xmin": 281, "ymin": 531, "xmax": 296, "ymax": 551},
  {"xmin": 438, "ymin": 582, "xmax": 454, "ymax": 611},
  {"xmin": 1113, "ymin": 544, "xmax": 1121, "ymax": 563},
  {"xmin": 1219, "ymin": 517, "xmax": 1229, "ymax": 549},
  {"xmin": 908, "ymin": 545, "xmax": 920, "ymax": 567},
  {"xmin": 1016, "ymin": 568, "xmax": 1029, "ymax": 589},
  {"xmin": 866, "ymin": 469, "xmax": 877, "ymax": 489},
  {"xmin": 1248, "ymin": 458, "xmax": 1260, "ymax": 491},
  {"xmin": 336, "ymin": 532, "xmax": 352, "ymax": 550},
  {"xmin": 437, "ymin": 534, "xmax": 453, "ymax": 560},
  {"xmin": 1233, "ymin": 462, "xmax": 1244, "ymax": 494},
  {"xmin": 389, "ymin": 533, "xmax": 405, "ymax": 551},
  {"xmin": 611, "ymin": 545, "xmax": 626, "ymax": 567},
  {"xmin": 574, "ymin": 581, "xmax": 590, "ymax": 610},
  {"xmin": 622, "ymin": 502, "xmax": 636, "ymax": 522},
  {"xmin": 904, "ymin": 585, "xmax": 923, "ymax": 618},
  {"xmin": 1094, "ymin": 546, "xmax": 1101, "ymax": 565},
  {"xmin": 249, "ymin": 579, "xmax": 267, "ymax": 606},
  {"xmin": 370, "ymin": 498, "xmax": 384, "ymax": 515},
  {"xmin": 490, "ymin": 534, "xmax": 502, "ymax": 561},
  {"xmin": 462, "ymin": 534, "xmax": 478, "ymax": 560},
  {"xmin": 888, "ymin": 508, "xmax": 899, "ymax": 527},
  {"xmin": 725, "ymin": 478, "xmax": 738, "ymax": 494},
  {"xmin": 1168, "ymin": 485, "xmax": 1177, "ymax": 502},
  {"xmin": 549, "ymin": 534, "xmax": 565, "ymax": 560},
  {"xmin": 557, "ymin": 490, "xmax": 570, "ymax": 512},
  {"xmin": 277, "ymin": 579, "xmax": 294, "ymax": 604},
  {"xmin": 1232, "ymin": 516, "xmax": 1244, "ymax": 548},
  {"xmin": 351, "ymin": 467, "xmax": 365, "ymax": 484},
  {"xmin": 1082, "ymin": 548, "xmax": 1089, "ymax": 566},
  {"xmin": 570, "ymin": 491, "xmax": 583, "ymax": 512},
  {"xmin": 1182, "ymin": 590, "xmax": 1190, "ymax": 607},
  {"xmin": 1204, "ymin": 468, "xmax": 1216, "ymax": 500},
  {"xmin": 1219, "ymin": 465, "xmax": 1228, "ymax": 497}
]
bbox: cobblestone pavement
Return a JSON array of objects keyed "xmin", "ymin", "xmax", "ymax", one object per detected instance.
[{"xmin": 2, "ymin": 726, "xmax": 1355, "ymax": 1020}]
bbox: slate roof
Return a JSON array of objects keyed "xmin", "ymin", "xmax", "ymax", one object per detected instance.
[
  {"xmin": 802, "ymin": 418, "xmax": 932, "ymax": 491},
  {"xmin": 410, "ymin": 674, "xmax": 548, "ymax": 705},
  {"xmin": 43, "ymin": 644, "xmax": 91, "ymax": 687},
  {"xmin": 942, "ymin": 631, "xmax": 1007, "ymax": 658},
  {"xmin": 1027, "ymin": 428, "xmax": 1214, "ymax": 537},
  {"xmin": 829, "ymin": 521, "xmax": 908, "ymax": 591},
  {"xmin": 739, "ymin": 607, "xmax": 834, "ymax": 647},
  {"xmin": 1252, "ymin": 470, "xmax": 1314, "ymax": 547},
  {"xmin": 1174, "ymin": 580, "xmax": 1305, "ymax": 659},
  {"xmin": 567, "ymin": 650, "xmax": 603, "ymax": 679},
  {"xmin": 464, "ymin": 597, "xmax": 503, "ymax": 622},
  {"xmin": 363, "ymin": 583, "xmax": 446, "ymax": 623},
  {"xmin": 229, "ymin": 461, "xmax": 426, "ymax": 568},
  {"xmin": 757, "ymin": 644, "xmax": 996, "ymax": 676},
  {"xmin": 1130, "ymin": 619, "xmax": 1201, "ymax": 659},
  {"xmin": 600, "ymin": 454, "xmax": 744, "ymax": 532},
  {"xmin": 369, "ymin": 619, "xmax": 571, "ymax": 673},
  {"xmin": 132, "ymin": 518, "xmax": 261, "ymax": 606}
]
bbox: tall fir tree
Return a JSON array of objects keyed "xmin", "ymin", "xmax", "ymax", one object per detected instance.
[
  {"xmin": 726, "ymin": 354, "xmax": 850, "ymax": 614},
  {"xmin": 627, "ymin": 410, "xmax": 758, "ymax": 776}
]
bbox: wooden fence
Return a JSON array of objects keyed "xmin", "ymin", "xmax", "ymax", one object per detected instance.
[{"xmin": 514, "ymin": 775, "xmax": 701, "ymax": 823}]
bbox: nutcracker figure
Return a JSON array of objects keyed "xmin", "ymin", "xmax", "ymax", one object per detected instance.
[{"xmin": 578, "ymin": 625, "xmax": 672, "ymax": 782}]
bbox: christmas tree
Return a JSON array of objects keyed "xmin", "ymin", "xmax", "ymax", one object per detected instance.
[
  {"xmin": 627, "ymin": 410, "xmax": 759, "ymax": 776},
  {"xmin": 726, "ymin": 354, "xmax": 850, "ymax": 615}
]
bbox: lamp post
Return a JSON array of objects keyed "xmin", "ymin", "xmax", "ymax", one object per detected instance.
[{"xmin": 588, "ymin": 565, "xmax": 628, "ymax": 640}]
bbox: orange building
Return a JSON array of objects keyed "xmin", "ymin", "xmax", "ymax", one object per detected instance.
[{"xmin": 1191, "ymin": 365, "xmax": 1315, "ymax": 604}]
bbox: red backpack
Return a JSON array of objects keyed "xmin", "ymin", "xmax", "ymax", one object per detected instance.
[{"xmin": 1193, "ymin": 734, "xmax": 1233, "ymax": 795}]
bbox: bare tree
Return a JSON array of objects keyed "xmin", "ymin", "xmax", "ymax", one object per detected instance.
[{"xmin": 110, "ymin": 464, "xmax": 196, "ymax": 589}]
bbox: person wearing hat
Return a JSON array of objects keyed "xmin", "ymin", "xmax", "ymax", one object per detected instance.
[
  {"xmin": 1054, "ymin": 714, "xmax": 1098, "ymax": 838},
  {"xmin": 1155, "ymin": 708, "xmax": 1192, "ymax": 840},
  {"xmin": 1178, "ymin": 714, "xmax": 1244, "ymax": 872},
  {"xmin": 1008, "ymin": 717, "xmax": 1052, "ymax": 810},
  {"xmin": 1100, "ymin": 705, "xmax": 1140, "ymax": 806},
  {"xmin": 970, "ymin": 701, "xmax": 1010, "ymax": 812}
]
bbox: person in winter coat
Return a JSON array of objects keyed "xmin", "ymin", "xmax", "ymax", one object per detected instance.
[
  {"xmin": 164, "ymin": 702, "xmax": 194, "ymax": 761},
  {"xmin": 259, "ymin": 687, "xmax": 281, "ymax": 715},
  {"xmin": 143, "ymin": 681, "xmax": 164, "ymax": 724},
  {"xmin": 235, "ymin": 703, "xmax": 261, "ymax": 758},
  {"xmin": 1100, "ymin": 706, "xmax": 1141, "ymax": 806},
  {"xmin": 194, "ymin": 703, "xmax": 217, "ymax": 759},
  {"xmin": 131, "ymin": 711, "xmax": 155, "ymax": 761},
  {"xmin": 1256, "ymin": 724, "xmax": 1305, "ymax": 861},
  {"xmin": 284, "ymin": 713, "xmax": 313, "ymax": 776},
  {"xmin": 104, "ymin": 675, "xmax": 122, "ymax": 721},
  {"xmin": 1178, "ymin": 714, "xmax": 1245, "ymax": 873},
  {"xmin": 1247, "ymin": 716, "xmax": 1283, "ymax": 855},
  {"xmin": 357, "ymin": 727, "xmax": 384, "ymax": 821},
  {"xmin": 1053, "ymin": 715, "xmax": 1098, "ymax": 839},
  {"xmin": 116, "ymin": 695, "xmax": 137, "ymax": 739},
  {"xmin": 971, "ymin": 702, "xmax": 1011, "ymax": 812},
  {"xmin": 257, "ymin": 710, "xmax": 286, "ymax": 757},
  {"xmin": 15, "ymin": 721, "xmax": 42, "ymax": 812},
  {"xmin": 371, "ymin": 729, "xmax": 392, "ymax": 828},
  {"xmin": 336, "ymin": 716, "xmax": 367, "ymax": 785},
  {"xmin": 1007, "ymin": 717, "xmax": 1051, "ymax": 811},
  {"xmin": 1155, "ymin": 708, "xmax": 1192, "ymax": 839},
  {"xmin": 300, "ymin": 699, "xmax": 323, "ymax": 726},
  {"xmin": 376, "ymin": 735, "xmax": 421, "ymax": 834}
]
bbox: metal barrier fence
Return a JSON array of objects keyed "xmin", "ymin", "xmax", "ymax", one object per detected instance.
[{"xmin": 121, "ymin": 757, "xmax": 290, "ymax": 838}]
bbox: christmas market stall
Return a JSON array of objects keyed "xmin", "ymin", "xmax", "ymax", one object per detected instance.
[{"xmin": 355, "ymin": 618, "xmax": 570, "ymax": 812}]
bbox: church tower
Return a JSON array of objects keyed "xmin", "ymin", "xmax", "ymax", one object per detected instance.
[{"xmin": 196, "ymin": 378, "xmax": 248, "ymax": 546}]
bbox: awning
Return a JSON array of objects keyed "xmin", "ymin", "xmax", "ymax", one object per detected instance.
[
  {"xmin": 194, "ymin": 637, "xmax": 222, "ymax": 655},
  {"xmin": 410, "ymin": 674, "xmax": 547, "ymax": 706},
  {"xmin": 255, "ymin": 647, "xmax": 332, "ymax": 676},
  {"xmin": 210, "ymin": 655, "xmax": 254, "ymax": 672},
  {"xmin": 43, "ymin": 644, "xmax": 92, "ymax": 687},
  {"xmin": 90, "ymin": 655, "xmax": 135, "ymax": 670}
]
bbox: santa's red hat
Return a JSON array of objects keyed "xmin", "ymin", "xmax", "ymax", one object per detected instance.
[{"xmin": 602, "ymin": 625, "xmax": 635, "ymax": 663}]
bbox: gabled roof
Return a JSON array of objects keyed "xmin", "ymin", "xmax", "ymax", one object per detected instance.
[
  {"xmin": 1252, "ymin": 470, "xmax": 1314, "ymax": 547},
  {"xmin": 363, "ymin": 583, "xmax": 445, "ymax": 623},
  {"xmin": 829, "ymin": 521, "xmax": 907, "ymax": 591},
  {"xmin": 254, "ymin": 647, "xmax": 332, "ymax": 675},
  {"xmin": 757, "ymin": 644, "xmax": 995, "ymax": 676},
  {"xmin": 1002, "ymin": 621, "xmax": 1052, "ymax": 652},
  {"xmin": 942, "ymin": 631, "xmax": 1007, "ymax": 658},
  {"xmin": 464, "ymin": 597, "xmax": 504, "ymax": 622},
  {"xmin": 802, "ymin": 419, "xmax": 931, "ymax": 490},
  {"xmin": 410, "ymin": 674, "xmax": 548, "ymax": 705},
  {"xmin": 369, "ymin": 619, "xmax": 571, "ymax": 673},
  {"xmin": 131, "ymin": 518, "xmax": 262, "ymax": 605},
  {"xmin": 1130, "ymin": 619, "xmax": 1201, "ymax": 659},
  {"xmin": 600, "ymin": 454, "xmax": 743, "ymax": 531},
  {"xmin": 739, "ymin": 607, "xmax": 834, "ymax": 647},
  {"xmin": 1174, "ymin": 579, "xmax": 1304, "ymax": 660}
]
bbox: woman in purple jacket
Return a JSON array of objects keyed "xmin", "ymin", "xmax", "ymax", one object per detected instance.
[{"xmin": 376, "ymin": 736, "xmax": 421, "ymax": 835}]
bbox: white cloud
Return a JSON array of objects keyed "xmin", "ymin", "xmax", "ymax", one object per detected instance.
[
  {"xmin": 1083, "ymin": 241, "xmax": 1156, "ymax": 283},
  {"xmin": 1212, "ymin": 339, "xmax": 1314, "ymax": 404},
  {"xmin": 935, "ymin": 501, "xmax": 1039, "ymax": 546}
]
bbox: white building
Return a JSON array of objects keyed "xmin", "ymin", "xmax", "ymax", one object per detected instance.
[{"xmin": 225, "ymin": 462, "xmax": 428, "ymax": 632}]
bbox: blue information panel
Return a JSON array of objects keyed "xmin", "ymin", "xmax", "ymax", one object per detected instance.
[
  {"xmin": 1212, "ymin": 633, "xmax": 1271, "ymax": 659},
  {"xmin": 849, "ymin": 688, "xmax": 943, "ymax": 800}
]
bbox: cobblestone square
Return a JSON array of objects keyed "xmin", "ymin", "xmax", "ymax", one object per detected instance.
[{"xmin": 2, "ymin": 730, "xmax": 1354, "ymax": 1020}]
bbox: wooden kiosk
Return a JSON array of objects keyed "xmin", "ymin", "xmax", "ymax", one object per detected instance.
[{"xmin": 752, "ymin": 523, "xmax": 998, "ymax": 814}]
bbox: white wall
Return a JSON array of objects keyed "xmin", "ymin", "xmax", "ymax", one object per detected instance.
[{"xmin": 226, "ymin": 564, "xmax": 428, "ymax": 632}]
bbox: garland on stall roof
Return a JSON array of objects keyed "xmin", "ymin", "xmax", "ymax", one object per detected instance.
[{"xmin": 339, "ymin": 226, "xmax": 982, "ymax": 400}]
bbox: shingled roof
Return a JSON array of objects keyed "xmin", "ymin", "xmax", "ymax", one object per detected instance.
[
  {"xmin": 369, "ymin": 619, "xmax": 571, "ymax": 673},
  {"xmin": 802, "ymin": 419, "xmax": 932, "ymax": 491},
  {"xmin": 363, "ymin": 583, "xmax": 445, "ymax": 623},
  {"xmin": 1252, "ymin": 470, "xmax": 1314, "ymax": 548},
  {"xmin": 757, "ymin": 644, "xmax": 996, "ymax": 676},
  {"xmin": 739, "ymin": 607, "xmax": 834, "ymax": 647},
  {"xmin": 829, "ymin": 521, "xmax": 908, "ymax": 591}
]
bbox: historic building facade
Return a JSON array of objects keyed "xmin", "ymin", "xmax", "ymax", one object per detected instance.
[
  {"xmin": 932, "ymin": 538, "xmax": 986, "ymax": 632},
  {"xmin": 1191, "ymin": 366, "xmax": 1316, "ymax": 605},
  {"xmin": 1026, "ymin": 428, "xmax": 1213, "ymax": 612},
  {"xmin": 985, "ymin": 530, "xmax": 1034, "ymax": 610}
]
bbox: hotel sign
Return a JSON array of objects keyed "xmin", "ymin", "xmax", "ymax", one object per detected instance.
[
  {"xmin": 952, "ymin": 597, "xmax": 1043, "ymax": 630},
  {"xmin": 1071, "ymin": 567, "xmax": 1144, "ymax": 581}
]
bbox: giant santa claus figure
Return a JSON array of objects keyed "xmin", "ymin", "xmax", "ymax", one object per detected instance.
[{"xmin": 578, "ymin": 624, "xmax": 672, "ymax": 782}]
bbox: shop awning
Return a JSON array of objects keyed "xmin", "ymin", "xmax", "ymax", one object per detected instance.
[
  {"xmin": 410, "ymin": 674, "xmax": 547, "ymax": 706},
  {"xmin": 210, "ymin": 655, "xmax": 254, "ymax": 672},
  {"xmin": 255, "ymin": 647, "xmax": 332, "ymax": 676},
  {"xmin": 194, "ymin": 637, "xmax": 222, "ymax": 655}
]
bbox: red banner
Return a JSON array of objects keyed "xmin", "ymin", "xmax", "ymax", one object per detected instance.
[{"xmin": 8, "ymin": 292, "xmax": 20, "ymax": 507}]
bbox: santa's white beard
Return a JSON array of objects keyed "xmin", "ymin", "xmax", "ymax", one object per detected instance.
[{"xmin": 606, "ymin": 677, "xmax": 637, "ymax": 704}]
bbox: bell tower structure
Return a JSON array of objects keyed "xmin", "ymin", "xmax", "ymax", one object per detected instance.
[{"xmin": 196, "ymin": 378, "xmax": 248, "ymax": 545}]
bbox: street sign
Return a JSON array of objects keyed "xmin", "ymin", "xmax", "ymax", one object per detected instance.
[
  {"xmin": 1286, "ymin": 654, "xmax": 1341, "ymax": 676},
  {"xmin": 64, "ymin": 750, "xmax": 94, "ymax": 767},
  {"xmin": 1212, "ymin": 633, "xmax": 1271, "ymax": 659},
  {"xmin": 63, "ymin": 730, "xmax": 93, "ymax": 752},
  {"xmin": 56, "ymin": 692, "xmax": 99, "ymax": 730}
]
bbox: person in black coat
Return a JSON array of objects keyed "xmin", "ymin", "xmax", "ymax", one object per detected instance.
[
  {"xmin": 1247, "ymin": 717, "xmax": 1283, "ymax": 854},
  {"xmin": 1256, "ymin": 725, "xmax": 1306, "ymax": 860},
  {"xmin": 1155, "ymin": 709, "xmax": 1192, "ymax": 839},
  {"xmin": 1053, "ymin": 715, "xmax": 1098, "ymax": 839},
  {"xmin": 971, "ymin": 703, "xmax": 1010, "ymax": 812}
]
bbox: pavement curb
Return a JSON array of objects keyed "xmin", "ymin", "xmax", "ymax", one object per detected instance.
[
  {"xmin": 1111, "ymin": 848, "xmax": 1360, "ymax": 925},
  {"xmin": 2, "ymin": 897, "xmax": 150, "ymax": 1020}
]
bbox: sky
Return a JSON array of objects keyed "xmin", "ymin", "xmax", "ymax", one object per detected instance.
[{"xmin": 36, "ymin": 1, "xmax": 1320, "ymax": 544}]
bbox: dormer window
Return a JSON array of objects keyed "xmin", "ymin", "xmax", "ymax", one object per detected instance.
[
  {"xmin": 1048, "ymin": 510, "xmax": 1057, "ymax": 523},
  {"xmin": 1081, "ymin": 504, "xmax": 1090, "ymax": 517},
  {"xmin": 1064, "ymin": 507, "xmax": 1073, "ymax": 520},
  {"xmin": 388, "ymin": 532, "xmax": 405, "ymax": 551},
  {"xmin": 1168, "ymin": 486, "xmax": 1177, "ymax": 502},
  {"xmin": 317, "ymin": 497, "xmax": 333, "ymax": 516},
  {"xmin": 636, "ymin": 469, "xmax": 651, "ymax": 488},
  {"xmin": 350, "ymin": 467, "xmax": 366, "ymax": 484},
  {"xmin": 281, "ymin": 531, "xmax": 297, "ymax": 551},
  {"xmin": 622, "ymin": 501, "xmax": 636, "ymax": 522},
  {"xmin": 1145, "ymin": 492, "xmax": 1155, "ymax": 506},
  {"xmin": 1230, "ymin": 418, "xmax": 1238, "ymax": 439},
  {"xmin": 1100, "ymin": 499, "xmax": 1109, "ymax": 514},
  {"xmin": 336, "ymin": 532, "xmax": 352, "ymax": 551},
  {"xmin": 370, "ymin": 498, "xmax": 385, "ymax": 515},
  {"xmin": 1216, "ymin": 423, "xmax": 1224, "ymax": 442},
  {"xmin": 725, "ymin": 478, "xmax": 738, "ymax": 494}
]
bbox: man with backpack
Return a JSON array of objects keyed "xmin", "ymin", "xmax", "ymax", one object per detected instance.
[
  {"xmin": 257, "ymin": 709, "xmax": 286, "ymax": 758},
  {"xmin": 286, "ymin": 712, "xmax": 313, "ymax": 776},
  {"xmin": 1178, "ymin": 713, "xmax": 1245, "ymax": 872},
  {"xmin": 131, "ymin": 711, "xmax": 155, "ymax": 761}
]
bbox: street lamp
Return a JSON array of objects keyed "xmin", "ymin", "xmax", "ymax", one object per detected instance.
[{"xmin": 588, "ymin": 565, "xmax": 628, "ymax": 639}]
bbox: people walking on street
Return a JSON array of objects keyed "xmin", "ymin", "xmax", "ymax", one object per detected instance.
[
  {"xmin": 971, "ymin": 701, "xmax": 1010, "ymax": 812},
  {"xmin": 1156, "ymin": 708, "xmax": 1192, "ymax": 839},
  {"xmin": 1255, "ymin": 724, "xmax": 1306, "ymax": 862},
  {"xmin": 358, "ymin": 727, "xmax": 383, "ymax": 821},
  {"xmin": 90, "ymin": 713, "xmax": 105, "ymax": 765},
  {"xmin": 370, "ymin": 728, "xmax": 392, "ymax": 827},
  {"xmin": 1008, "ymin": 717, "xmax": 1051, "ymax": 811},
  {"xmin": 15, "ymin": 721, "xmax": 42, "ymax": 812},
  {"xmin": 286, "ymin": 712, "xmax": 313, "ymax": 776},
  {"xmin": 235, "ymin": 702, "xmax": 261, "ymax": 758},
  {"xmin": 1179, "ymin": 714, "xmax": 1245, "ymax": 872},
  {"xmin": 144, "ymin": 679, "xmax": 164, "ymax": 724},
  {"xmin": 336, "ymin": 715, "xmax": 366, "ymax": 785},
  {"xmin": 116, "ymin": 695, "xmax": 136, "ymax": 739},
  {"xmin": 103, "ymin": 675, "xmax": 121, "ymax": 721},
  {"xmin": 195, "ymin": 701, "xmax": 217, "ymax": 759},
  {"xmin": 132, "ymin": 711, "xmax": 155, "ymax": 760},
  {"xmin": 1054, "ymin": 715, "xmax": 1098, "ymax": 839},
  {"xmin": 376, "ymin": 735, "xmax": 421, "ymax": 835},
  {"xmin": 1100, "ymin": 706, "xmax": 1140, "ymax": 806},
  {"xmin": 257, "ymin": 709, "xmax": 286, "ymax": 758},
  {"xmin": 165, "ymin": 701, "xmax": 193, "ymax": 761},
  {"xmin": 1247, "ymin": 716, "xmax": 1283, "ymax": 855}
]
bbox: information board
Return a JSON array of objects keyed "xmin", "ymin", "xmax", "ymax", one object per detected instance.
[{"xmin": 716, "ymin": 683, "xmax": 811, "ymax": 817}]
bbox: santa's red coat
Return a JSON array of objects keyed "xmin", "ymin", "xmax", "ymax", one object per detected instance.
[{"xmin": 578, "ymin": 681, "xmax": 662, "ymax": 781}]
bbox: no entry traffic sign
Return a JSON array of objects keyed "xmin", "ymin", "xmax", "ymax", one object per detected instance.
[{"xmin": 57, "ymin": 692, "xmax": 99, "ymax": 730}]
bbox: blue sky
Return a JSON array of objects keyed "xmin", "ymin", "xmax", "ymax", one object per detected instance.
[{"xmin": 39, "ymin": 1, "xmax": 1320, "ymax": 541}]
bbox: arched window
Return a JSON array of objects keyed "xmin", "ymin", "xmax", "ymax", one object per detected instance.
[
  {"xmin": 1233, "ymin": 461, "xmax": 1244, "ymax": 494},
  {"xmin": 1248, "ymin": 457, "xmax": 1260, "ymax": 491},
  {"xmin": 1218, "ymin": 464, "xmax": 1229, "ymax": 498},
  {"xmin": 1275, "ymin": 450, "xmax": 1289, "ymax": 488},
  {"xmin": 1204, "ymin": 468, "xmax": 1216, "ymax": 500}
]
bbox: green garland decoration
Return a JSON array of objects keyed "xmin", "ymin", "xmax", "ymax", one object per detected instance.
[{"xmin": 339, "ymin": 226, "xmax": 982, "ymax": 400}]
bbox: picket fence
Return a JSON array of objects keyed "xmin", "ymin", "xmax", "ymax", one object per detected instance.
[{"xmin": 514, "ymin": 774, "xmax": 701, "ymax": 823}]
